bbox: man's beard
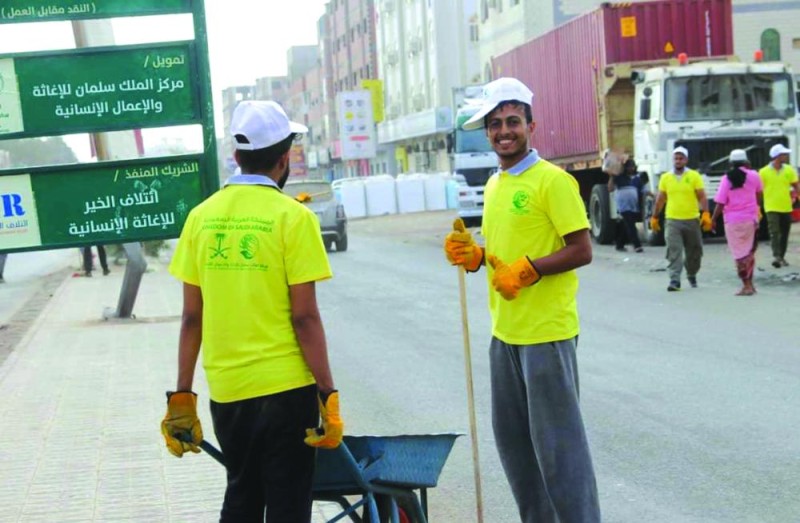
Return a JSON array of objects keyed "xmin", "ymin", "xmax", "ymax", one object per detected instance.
[{"xmin": 278, "ymin": 164, "xmax": 291, "ymax": 188}]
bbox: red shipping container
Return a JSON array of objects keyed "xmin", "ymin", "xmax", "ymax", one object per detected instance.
[{"xmin": 491, "ymin": 0, "xmax": 733, "ymax": 164}]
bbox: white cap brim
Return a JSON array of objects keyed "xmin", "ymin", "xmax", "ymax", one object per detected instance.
[
  {"xmin": 462, "ymin": 103, "xmax": 498, "ymax": 131},
  {"xmin": 290, "ymin": 121, "xmax": 309, "ymax": 134}
]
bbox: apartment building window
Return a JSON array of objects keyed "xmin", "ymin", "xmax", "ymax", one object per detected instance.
[
  {"xmin": 480, "ymin": 0, "xmax": 488, "ymax": 22},
  {"xmin": 470, "ymin": 21, "xmax": 479, "ymax": 42}
]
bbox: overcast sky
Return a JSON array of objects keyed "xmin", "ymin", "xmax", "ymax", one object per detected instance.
[{"xmin": 0, "ymin": 1, "xmax": 328, "ymax": 159}]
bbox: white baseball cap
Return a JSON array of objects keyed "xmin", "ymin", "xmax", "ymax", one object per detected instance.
[
  {"xmin": 729, "ymin": 149, "xmax": 748, "ymax": 163},
  {"xmin": 230, "ymin": 100, "xmax": 308, "ymax": 150},
  {"xmin": 462, "ymin": 77, "xmax": 534, "ymax": 131},
  {"xmin": 769, "ymin": 143, "xmax": 791, "ymax": 159},
  {"xmin": 672, "ymin": 146, "xmax": 689, "ymax": 158}
]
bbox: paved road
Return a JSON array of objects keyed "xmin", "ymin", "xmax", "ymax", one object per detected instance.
[{"xmin": 318, "ymin": 211, "xmax": 800, "ymax": 523}]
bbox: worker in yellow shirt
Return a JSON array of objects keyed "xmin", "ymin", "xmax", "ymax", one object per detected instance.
[
  {"xmin": 161, "ymin": 100, "xmax": 342, "ymax": 522},
  {"xmin": 444, "ymin": 77, "xmax": 600, "ymax": 523},
  {"xmin": 650, "ymin": 146, "xmax": 712, "ymax": 291},
  {"xmin": 759, "ymin": 144, "xmax": 799, "ymax": 268}
]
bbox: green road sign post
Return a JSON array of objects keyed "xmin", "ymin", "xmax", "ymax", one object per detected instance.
[{"xmin": 0, "ymin": 0, "xmax": 219, "ymax": 256}]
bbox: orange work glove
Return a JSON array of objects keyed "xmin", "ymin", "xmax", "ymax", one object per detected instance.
[
  {"xmin": 649, "ymin": 215, "xmax": 661, "ymax": 233},
  {"xmin": 700, "ymin": 211, "xmax": 712, "ymax": 232},
  {"xmin": 487, "ymin": 254, "xmax": 541, "ymax": 301},
  {"xmin": 161, "ymin": 391, "xmax": 203, "ymax": 458},
  {"xmin": 444, "ymin": 218, "xmax": 484, "ymax": 272},
  {"xmin": 305, "ymin": 390, "xmax": 344, "ymax": 449}
]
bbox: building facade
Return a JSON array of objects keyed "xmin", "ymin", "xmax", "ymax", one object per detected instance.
[
  {"xmin": 323, "ymin": 0, "xmax": 380, "ymax": 178},
  {"xmin": 376, "ymin": 0, "xmax": 480, "ymax": 175}
]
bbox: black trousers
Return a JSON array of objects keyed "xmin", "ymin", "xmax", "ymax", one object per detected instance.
[
  {"xmin": 210, "ymin": 384, "xmax": 319, "ymax": 523},
  {"xmin": 615, "ymin": 211, "xmax": 642, "ymax": 249},
  {"xmin": 82, "ymin": 245, "xmax": 108, "ymax": 273}
]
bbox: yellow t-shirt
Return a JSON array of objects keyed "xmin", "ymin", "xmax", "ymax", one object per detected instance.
[
  {"xmin": 169, "ymin": 184, "xmax": 332, "ymax": 403},
  {"xmin": 481, "ymin": 159, "xmax": 589, "ymax": 345},
  {"xmin": 658, "ymin": 169, "xmax": 704, "ymax": 220},
  {"xmin": 759, "ymin": 163, "xmax": 798, "ymax": 213}
]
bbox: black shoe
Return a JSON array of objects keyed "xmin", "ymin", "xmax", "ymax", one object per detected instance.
[
  {"xmin": 615, "ymin": 246, "xmax": 627, "ymax": 252},
  {"xmin": 635, "ymin": 247, "xmax": 644, "ymax": 253},
  {"xmin": 688, "ymin": 276, "xmax": 697, "ymax": 288},
  {"xmin": 667, "ymin": 281, "xmax": 681, "ymax": 291},
  {"xmin": 772, "ymin": 258, "xmax": 782, "ymax": 268},
  {"xmin": 103, "ymin": 269, "xmax": 111, "ymax": 276}
]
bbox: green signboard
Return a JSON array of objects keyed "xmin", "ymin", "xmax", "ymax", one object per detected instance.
[
  {"xmin": 0, "ymin": 43, "xmax": 198, "ymax": 138},
  {"xmin": 0, "ymin": 156, "xmax": 205, "ymax": 251},
  {"xmin": 0, "ymin": 0, "xmax": 192, "ymax": 24},
  {"xmin": 0, "ymin": 0, "xmax": 219, "ymax": 254}
]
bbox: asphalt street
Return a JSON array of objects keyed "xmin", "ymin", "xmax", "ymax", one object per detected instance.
[{"xmin": 318, "ymin": 211, "xmax": 800, "ymax": 523}]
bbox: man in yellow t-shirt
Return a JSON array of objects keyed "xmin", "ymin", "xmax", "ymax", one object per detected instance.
[
  {"xmin": 444, "ymin": 78, "xmax": 600, "ymax": 523},
  {"xmin": 160, "ymin": 101, "xmax": 343, "ymax": 522},
  {"xmin": 651, "ymin": 146, "xmax": 711, "ymax": 291},
  {"xmin": 759, "ymin": 143, "xmax": 799, "ymax": 268}
]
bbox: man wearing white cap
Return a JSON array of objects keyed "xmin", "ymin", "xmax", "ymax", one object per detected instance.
[
  {"xmin": 758, "ymin": 143, "xmax": 798, "ymax": 267},
  {"xmin": 650, "ymin": 146, "xmax": 711, "ymax": 291},
  {"xmin": 163, "ymin": 100, "xmax": 343, "ymax": 522},
  {"xmin": 443, "ymin": 77, "xmax": 600, "ymax": 522}
]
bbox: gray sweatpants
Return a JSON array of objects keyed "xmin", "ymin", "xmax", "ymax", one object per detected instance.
[
  {"xmin": 666, "ymin": 218, "xmax": 703, "ymax": 283},
  {"xmin": 490, "ymin": 337, "xmax": 600, "ymax": 523}
]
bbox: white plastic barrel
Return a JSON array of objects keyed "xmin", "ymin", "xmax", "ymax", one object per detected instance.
[
  {"xmin": 364, "ymin": 175, "xmax": 398, "ymax": 216},
  {"xmin": 423, "ymin": 173, "xmax": 448, "ymax": 211},
  {"xmin": 334, "ymin": 178, "xmax": 367, "ymax": 219},
  {"xmin": 395, "ymin": 174, "xmax": 426, "ymax": 213}
]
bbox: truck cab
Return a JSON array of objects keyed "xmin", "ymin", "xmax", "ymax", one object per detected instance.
[{"xmin": 633, "ymin": 59, "xmax": 798, "ymax": 243}]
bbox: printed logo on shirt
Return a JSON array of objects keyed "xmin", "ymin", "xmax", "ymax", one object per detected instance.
[
  {"xmin": 239, "ymin": 234, "xmax": 260, "ymax": 260},
  {"xmin": 511, "ymin": 190, "xmax": 531, "ymax": 215},
  {"xmin": 209, "ymin": 233, "xmax": 231, "ymax": 260}
]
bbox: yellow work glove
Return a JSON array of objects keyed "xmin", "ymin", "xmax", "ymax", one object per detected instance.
[
  {"xmin": 305, "ymin": 390, "xmax": 344, "ymax": 449},
  {"xmin": 487, "ymin": 254, "xmax": 541, "ymax": 301},
  {"xmin": 295, "ymin": 192, "xmax": 312, "ymax": 203},
  {"xmin": 700, "ymin": 211, "xmax": 712, "ymax": 232},
  {"xmin": 161, "ymin": 391, "xmax": 203, "ymax": 458},
  {"xmin": 444, "ymin": 218, "xmax": 484, "ymax": 272},
  {"xmin": 649, "ymin": 215, "xmax": 661, "ymax": 233}
]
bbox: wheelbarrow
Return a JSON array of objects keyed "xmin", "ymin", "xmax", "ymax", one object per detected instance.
[
  {"xmin": 312, "ymin": 433, "xmax": 461, "ymax": 523},
  {"xmin": 192, "ymin": 433, "xmax": 461, "ymax": 523}
]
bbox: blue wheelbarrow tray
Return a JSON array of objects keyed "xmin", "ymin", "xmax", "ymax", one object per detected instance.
[{"xmin": 312, "ymin": 433, "xmax": 462, "ymax": 522}]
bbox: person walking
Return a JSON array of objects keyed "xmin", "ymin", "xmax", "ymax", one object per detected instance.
[
  {"xmin": 161, "ymin": 100, "xmax": 343, "ymax": 522},
  {"xmin": 650, "ymin": 146, "xmax": 712, "ymax": 291},
  {"xmin": 710, "ymin": 149, "xmax": 763, "ymax": 295},
  {"xmin": 444, "ymin": 77, "xmax": 600, "ymax": 523},
  {"xmin": 758, "ymin": 143, "xmax": 799, "ymax": 268},
  {"xmin": 82, "ymin": 245, "xmax": 110, "ymax": 277},
  {"xmin": 608, "ymin": 157, "xmax": 644, "ymax": 252}
]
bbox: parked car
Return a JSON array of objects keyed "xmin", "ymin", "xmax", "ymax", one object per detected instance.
[{"xmin": 284, "ymin": 180, "xmax": 348, "ymax": 252}]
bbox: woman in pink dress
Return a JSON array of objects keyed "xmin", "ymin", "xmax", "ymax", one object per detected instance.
[{"xmin": 710, "ymin": 149, "xmax": 763, "ymax": 295}]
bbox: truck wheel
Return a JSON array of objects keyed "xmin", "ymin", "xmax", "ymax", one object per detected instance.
[
  {"xmin": 642, "ymin": 195, "xmax": 665, "ymax": 246},
  {"xmin": 589, "ymin": 185, "xmax": 614, "ymax": 245}
]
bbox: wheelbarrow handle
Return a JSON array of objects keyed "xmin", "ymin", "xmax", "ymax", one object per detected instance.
[{"xmin": 175, "ymin": 433, "xmax": 226, "ymax": 466}]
